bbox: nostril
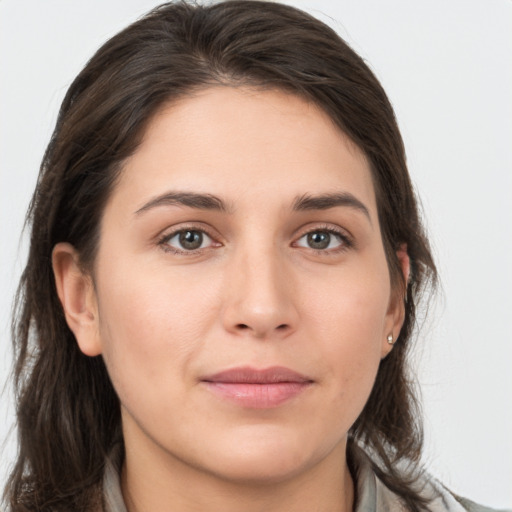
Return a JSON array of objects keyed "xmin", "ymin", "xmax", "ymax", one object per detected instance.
[{"xmin": 235, "ymin": 323, "xmax": 289, "ymax": 332}]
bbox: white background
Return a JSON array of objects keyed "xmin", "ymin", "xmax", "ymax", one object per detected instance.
[{"xmin": 1, "ymin": 0, "xmax": 511, "ymax": 508}]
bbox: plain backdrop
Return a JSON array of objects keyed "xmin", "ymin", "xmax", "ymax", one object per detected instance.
[{"xmin": 1, "ymin": 0, "xmax": 511, "ymax": 508}]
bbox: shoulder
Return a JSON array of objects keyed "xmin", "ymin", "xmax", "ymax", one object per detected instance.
[
  {"xmin": 446, "ymin": 494, "xmax": 511, "ymax": 512},
  {"xmin": 424, "ymin": 479, "xmax": 509, "ymax": 512},
  {"xmin": 351, "ymin": 445, "xmax": 509, "ymax": 512}
]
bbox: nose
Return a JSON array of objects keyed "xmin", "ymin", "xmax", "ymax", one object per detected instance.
[{"xmin": 221, "ymin": 245, "xmax": 299, "ymax": 340}]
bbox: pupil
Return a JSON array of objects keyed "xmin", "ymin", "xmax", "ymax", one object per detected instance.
[
  {"xmin": 179, "ymin": 230, "xmax": 203, "ymax": 250},
  {"xmin": 308, "ymin": 232, "xmax": 330, "ymax": 249}
]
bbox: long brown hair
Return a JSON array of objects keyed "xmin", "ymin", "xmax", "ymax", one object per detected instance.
[{"xmin": 5, "ymin": 1, "xmax": 436, "ymax": 510}]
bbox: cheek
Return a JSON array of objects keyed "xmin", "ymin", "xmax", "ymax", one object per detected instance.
[
  {"xmin": 303, "ymin": 261, "xmax": 391, "ymax": 348},
  {"xmin": 93, "ymin": 260, "xmax": 220, "ymax": 406},
  {"xmin": 300, "ymin": 263, "xmax": 390, "ymax": 411}
]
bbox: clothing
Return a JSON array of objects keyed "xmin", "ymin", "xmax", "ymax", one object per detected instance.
[
  {"xmin": 351, "ymin": 448, "xmax": 503, "ymax": 512},
  {"xmin": 102, "ymin": 445, "xmax": 507, "ymax": 512}
]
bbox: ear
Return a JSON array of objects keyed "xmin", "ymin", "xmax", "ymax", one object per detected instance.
[
  {"xmin": 381, "ymin": 244, "xmax": 410, "ymax": 358},
  {"xmin": 52, "ymin": 242, "xmax": 102, "ymax": 356}
]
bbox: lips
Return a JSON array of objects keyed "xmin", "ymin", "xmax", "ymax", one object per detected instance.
[{"xmin": 201, "ymin": 366, "xmax": 313, "ymax": 408}]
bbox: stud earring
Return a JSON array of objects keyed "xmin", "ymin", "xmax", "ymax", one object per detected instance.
[{"xmin": 387, "ymin": 334, "xmax": 394, "ymax": 345}]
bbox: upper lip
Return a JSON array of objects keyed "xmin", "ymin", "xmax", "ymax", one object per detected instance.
[{"xmin": 201, "ymin": 366, "xmax": 313, "ymax": 384}]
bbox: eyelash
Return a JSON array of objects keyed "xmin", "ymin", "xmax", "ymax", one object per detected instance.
[
  {"xmin": 294, "ymin": 225, "xmax": 354, "ymax": 255},
  {"xmin": 157, "ymin": 224, "xmax": 354, "ymax": 256},
  {"xmin": 157, "ymin": 225, "xmax": 219, "ymax": 255}
]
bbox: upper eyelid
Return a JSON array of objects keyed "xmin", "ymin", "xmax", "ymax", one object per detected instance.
[
  {"xmin": 158, "ymin": 223, "xmax": 220, "ymax": 241},
  {"xmin": 164, "ymin": 229, "xmax": 213, "ymax": 242},
  {"xmin": 293, "ymin": 223, "xmax": 353, "ymax": 240}
]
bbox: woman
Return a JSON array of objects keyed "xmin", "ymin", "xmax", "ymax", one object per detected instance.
[{"xmin": 2, "ymin": 1, "xmax": 508, "ymax": 511}]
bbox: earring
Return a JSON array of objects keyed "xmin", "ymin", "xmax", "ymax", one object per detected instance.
[{"xmin": 387, "ymin": 334, "xmax": 394, "ymax": 345}]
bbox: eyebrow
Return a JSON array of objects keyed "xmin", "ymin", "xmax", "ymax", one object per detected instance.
[
  {"xmin": 135, "ymin": 191, "xmax": 230, "ymax": 215},
  {"xmin": 135, "ymin": 190, "xmax": 371, "ymax": 223},
  {"xmin": 292, "ymin": 192, "xmax": 372, "ymax": 223}
]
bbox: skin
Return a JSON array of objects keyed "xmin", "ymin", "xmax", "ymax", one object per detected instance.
[{"xmin": 53, "ymin": 87, "xmax": 407, "ymax": 512}]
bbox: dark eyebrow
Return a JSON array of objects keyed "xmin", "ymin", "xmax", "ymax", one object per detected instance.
[
  {"xmin": 292, "ymin": 192, "xmax": 372, "ymax": 223},
  {"xmin": 135, "ymin": 191, "xmax": 230, "ymax": 215}
]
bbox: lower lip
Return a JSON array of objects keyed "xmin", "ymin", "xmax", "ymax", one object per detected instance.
[{"xmin": 202, "ymin": 382, "xmax": 312, "ymax": 408}]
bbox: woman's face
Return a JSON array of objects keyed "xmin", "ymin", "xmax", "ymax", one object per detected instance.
[{"xmin": 57, "ymin": 87, "xmax": 404, "ymax": 484}]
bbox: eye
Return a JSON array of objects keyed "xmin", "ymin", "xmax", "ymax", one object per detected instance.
[
  {"xmin": 160, "ymin": 229, "xmax": 215, "ymax": 252},
  {"xmin": 295, "ymin": 229, "xmax": 348, "ymax": 251}
]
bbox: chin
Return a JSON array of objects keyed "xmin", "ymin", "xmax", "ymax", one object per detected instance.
[
  {"xmin": 207, "ymin": 453, "xmax": 311, "ymax": 485},
  {"xmin": 189, "ymin": 426, "xmax": 328, "ymax": 485}
]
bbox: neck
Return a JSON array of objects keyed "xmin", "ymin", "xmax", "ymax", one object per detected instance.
[{"xmin": 121, "ymin": 434, "xmax": 354, "ymax": 512}]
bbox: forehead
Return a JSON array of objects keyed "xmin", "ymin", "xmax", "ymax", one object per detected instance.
[{"xmin": 110, "ymin": 86, "xmax": 377, "ymax": 217}]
